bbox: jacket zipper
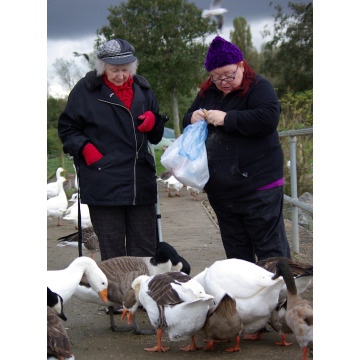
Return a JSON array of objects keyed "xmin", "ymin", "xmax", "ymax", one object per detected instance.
[{"xmin": 98, "ymin": 98, "xmax": 139, "ymax": 205}]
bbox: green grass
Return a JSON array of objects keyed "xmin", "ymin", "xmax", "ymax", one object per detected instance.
[{"xmin": 154, "ymin": 149, "xmax": 167, "ymax": 176}]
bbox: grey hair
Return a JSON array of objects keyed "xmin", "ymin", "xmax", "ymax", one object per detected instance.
[{"xmin": 95, "ymin": 58, "xmax": 138, "ymax": 76}]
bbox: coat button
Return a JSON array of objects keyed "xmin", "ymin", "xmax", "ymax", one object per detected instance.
[{"xmin": 98, "ymin": 167, "xmax": 102, "ymax": 171}]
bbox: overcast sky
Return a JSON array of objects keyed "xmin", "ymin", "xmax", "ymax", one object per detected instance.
[{"xmin": 47, "ymin": 0, "xmax": 313, "ymax": 96}]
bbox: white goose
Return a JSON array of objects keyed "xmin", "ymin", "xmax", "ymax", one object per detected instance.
[
  {"xmin": 47, "ymin": 177, "xmax": 68, "ymax": 226},
  {"xmin": 73, "ymin": 242, "xmax": 191, "ymax": 334},
  {"xmin": 47, "ymin": 256, "xmax": 108, "ymax": 305},
  {"xmin": 165, "ymin": 175, "xmax": 183, "ymax": 198},
  {"xmin": 62, "ymin": 196, "xmax": 92, "ymax": 229},
  {"xmin": 186, "ymin": 185, "xmax": 201, "ymax": 201},
  {"xmin": 128, "ymin": 272, "xmax": 214, "ymax": 352},
  {"xmin": 47, "ymin": 167, "xmax": 66, "ymax": 199},
  {"xmin": 194, "ymin": 258, "xmax": 285, "ymax": 339}
]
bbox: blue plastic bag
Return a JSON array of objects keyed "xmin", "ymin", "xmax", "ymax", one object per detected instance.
[{"xmin": 161, "ymin": 120, "xmax": 209, "ymax": 190}]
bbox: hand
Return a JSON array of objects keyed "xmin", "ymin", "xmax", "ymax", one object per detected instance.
[
  {"xmin": 137, "ymin": 111, "xmax": 155, "ymax": 132},
  {"xmin": 191, "ymin": 109, "xmax": 207, "ymax": 124},
  {"xmin": 206, "ymin": 110, "xmax": 226, "ymax": 127},
  {"xmin": 82, "ymin": 143, "xmax": 103, "ymax": 166}
]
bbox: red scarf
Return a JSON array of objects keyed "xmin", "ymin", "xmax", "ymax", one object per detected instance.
[{"xmin": 103, "ymin": 74, "xmax": 134, "ymax": 110}]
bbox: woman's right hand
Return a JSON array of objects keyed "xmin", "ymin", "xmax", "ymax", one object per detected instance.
[{"xmin": 191, "ymin": 109, "xmax": 207, "ymax": 124}]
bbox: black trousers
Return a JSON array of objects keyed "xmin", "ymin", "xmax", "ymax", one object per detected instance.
[
  {"xmin": 88, "ymin": 204, "xmax": 157, "ymax": 260},
  {"xmin": 208, "ymin": 186, "xmax": 291, "ymax": 263}
]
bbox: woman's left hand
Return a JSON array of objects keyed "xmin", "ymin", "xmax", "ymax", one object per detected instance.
[{"xmin": 206, "ymin": 110, "xmax": 226, "ymax": 127}]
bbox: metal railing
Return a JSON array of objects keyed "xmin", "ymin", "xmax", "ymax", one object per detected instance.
[{"xmin": 278, "ymin": 127, "xmax": 313, "ymax": 253}]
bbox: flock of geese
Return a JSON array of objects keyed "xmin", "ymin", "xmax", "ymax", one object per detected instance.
[{"xmin": 47, "ymin": 167, "xmax": 313, "ymax": 360}]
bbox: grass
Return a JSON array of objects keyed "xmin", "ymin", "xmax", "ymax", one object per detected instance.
[{"xmin": 154, "ymin": 149, "xmax": 167, "ymax": 176}]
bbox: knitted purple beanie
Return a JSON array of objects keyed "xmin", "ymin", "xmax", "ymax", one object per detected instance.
[{"xmin": 205, "ymin": 36, "xmax": 243, "ymax": 72}]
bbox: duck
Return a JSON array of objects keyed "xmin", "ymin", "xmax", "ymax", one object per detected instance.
[
  {"xmin": 201, "ymin": 0, "xmax": 228, "ymax": 30},
  {"xmin": 47, "ymin": 177, "xmax": 68, "ymax": 226},
  {"xmin": 256, "ymin": 257, "xmax": 313, "ymax": 300},
  {"xmin": 194, "ymin": 258, "xmax": 285, "ymax": 339},
  {"xmin": 47, "ymin": 256, "xmax": 108, "ymax": 305},
  {"xmin": 186, "ymin": 185, "xmax": 201, "ymax": 201},
  {"xmin": 73, "ymin": 241, "xmax": 191, "ymax": 334},
  {"xmin": 272, "ymin": 260, "xmax": 313, "ymax": 360},
  {"xmin": 203, "ymin": 293, "xmax": 243, "ymax": 352},
  {"xmin": 47, "ymin": 307, "xmax": 74, "ymax": 360},
  {"xmin": 47, "ymin": 287, "xmax": 67, "ymax": 321},
  {"xmin": 57, "ymin": 227, "xmax": 99, "ymax": 259},
  {"xmin": 128, "ymin": 272, "xmax": 214, "ymax": 352},
  {"xmin": 47, "ymin": 167, "xmax": 66, "ymax": 199},
  {"xmin": 165, "ymin": 175, "xmax": 183, "ymax": 197},
  {"xmin": 62, "ymin": 197, "xmax": 92, "ymax": 229}
]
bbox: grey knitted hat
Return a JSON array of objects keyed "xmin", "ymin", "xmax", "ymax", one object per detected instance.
[{"xmin": 97, "ymin": 39, "xmax": 137, "ymax": 65}]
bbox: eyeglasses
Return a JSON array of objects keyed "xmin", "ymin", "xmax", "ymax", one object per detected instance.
[{"xmin": 211, "ymin": 66, "xmax": 238, "ymax": 84}]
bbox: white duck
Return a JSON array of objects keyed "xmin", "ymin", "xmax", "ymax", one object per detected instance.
[
  {"xmin": 47, "ymin": 256, "xmax": 108, "ymax": 305},
  {"xmin": 73, "ymin": 242, "xmax": 191, "ymax": 334},
  {"xmin": 57, "ymin": 227, "xmax": 99, "ymax": 259},
  {"xmin": 47, "ymin": 307, "xmax": 74, "ymax": 360},
  {"xmin": 47, "ymin": 167, "xmax": 66, "ymax": 199},
  {"xmin": 194, "ymin": 258, "xmax": 285, "ymax": 339},
  {"xmin": 128, "ymin": 272, "xmax": 214, "ymax": 352},
  {"xmin": 165, "ymin": 175, "xmax": 183, "ymax": 198},
  {"xmin": 62, "ymin": 196, "xmax": 92, "ymax": 229},
  {"xmin": 201, "ymin": 0, "xmax": 228, "ymax": 30},
  {"xmin": 186, "ymin": 185, "xmax": 201, "ymax": 201},
  {"xmin": 272, "ymin": 260, "xmax": 313, "ymax": 360},
  {"xmin": 157, "ymin": 170, "xmax": 171, "ymax": 193},
  {"xmin": 47, "ymin": 177, "xmax": 68, "ymax": 226}
]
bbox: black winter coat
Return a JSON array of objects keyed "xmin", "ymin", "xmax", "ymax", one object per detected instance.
[
  {"xmin": 183, "ymin": 75, "xmax": 284, "ymax": 199},
  {"xmin": 58, "ymin": 71, "xmax": 165, "ymax": 206}
]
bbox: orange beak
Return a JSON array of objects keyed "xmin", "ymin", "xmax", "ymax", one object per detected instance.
[
  {"xmin": 127, "ymin": 311, "xmax": 133, "ymax": 325},
  {"xmin": 98, "ymin": 288, "xmax": 108, "ymax": 303}
]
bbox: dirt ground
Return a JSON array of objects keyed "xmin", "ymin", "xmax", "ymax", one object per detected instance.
[{"xmin": 47, "ymin": 184, "xmax": 313, "ymax": 360}]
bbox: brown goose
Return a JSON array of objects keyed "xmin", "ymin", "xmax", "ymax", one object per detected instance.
[
  {"xmin": 47, "ymin": 307, "xmax": 74, "ymax": 360},
  {"xmin": 203, "ymin": 293, "xmax": 243, "ymax": 352},
  {"xmin": 272, "ymin": 260, "xmax": 313, "ymax": 360},
  {"xmin": 73, "ymin": 242, "xmax": 191, "ymax": 334}
]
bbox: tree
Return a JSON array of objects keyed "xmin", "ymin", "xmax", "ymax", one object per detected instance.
[
  {"xmin": 230, "ymin": 17, "xmax": 259, "ymax": 72},
  {"xmin": 261, "ymin": 1, "xmax": 313, "ymax": 96},
  {"xmin": 96, "ymin": 0, "xmax": 217, "ymax": 137},
  {"xmin": 52, "ymin": 58, "xmax": 83, "ymax": 93}
]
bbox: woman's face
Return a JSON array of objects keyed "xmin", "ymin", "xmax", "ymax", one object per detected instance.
[
  {"xmin": 210, "ymin": 62, "xmax": 244, "ymax": 95},
  {"xmin": 104, "ymin": 63, "xmax": 131, "ymax": 86}
]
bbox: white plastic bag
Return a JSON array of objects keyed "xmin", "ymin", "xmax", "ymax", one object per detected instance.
[{"xmin": 160, "ymin": 120, "xmax": 209, "ymax": 190}]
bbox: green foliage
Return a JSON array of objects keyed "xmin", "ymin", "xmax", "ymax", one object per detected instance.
[
  {"xmin": 47, "ymin": 96, "xmax": 67, "ymax": 153},
  {"xmin": 96, "ymin": 0, "xmax": 217, "ymax": 137},
  {"xmin": 230, "ymin": 16, "xmax": 260, "ymax": 72},
  {"xmin": 261, "ymin": 2, "xmax": 313, "ymax": 96},
  {"xmin": 278, "ymin": 90, "xmax": 313, "ymax": 195},
  {"xmin": 154, "ymin": 149, "xmax": 167, "ymax": 175}
]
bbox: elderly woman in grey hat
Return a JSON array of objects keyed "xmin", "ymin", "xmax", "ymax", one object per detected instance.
[{"xmin": 59, "ymin": 39, "xmax": 167, "ymax": 261}]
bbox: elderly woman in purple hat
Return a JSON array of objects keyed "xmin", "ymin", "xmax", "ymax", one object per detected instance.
[
  {"xmin": 183, "ymin": 36, "xmax": 290, "ymax": 263},
  {"xmin": 59, "ymin": 39, "xmax": 168, "ymax": 261}
]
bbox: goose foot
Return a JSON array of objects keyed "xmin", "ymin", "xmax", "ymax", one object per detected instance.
[
  {"xmin": 180, "ymin": 335, "xmax": 203, "ymax": 351},
  {"xmin": 225, "ymin": 336, "xmax": 240, "ymax": 352},
  {"xmin": 275, "ymin": 334, "xmax": 292, "ymax": 346},
  {"xmin": 144, "ymin": 329, "xmax": 169, "ymax": 352}
]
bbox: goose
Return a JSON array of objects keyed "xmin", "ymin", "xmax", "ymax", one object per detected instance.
[
  {"xmin": 194, "ymin": 258, "xmax": 285, "ymax": 340},
  {"xmin": 57, "ymin": 227, "xmax": 99, "ymax": 259},
  {"xmin": 47, "ymin": 167, "xmax": 66, "ymax": 199},
  {"xmin": 47, "ymin": 177, "xmax": 68, "ymax": 226},
  {"xmin": 256, "ymin": 257, "xmax": 313, "ymax": 300},
  {"xmin": 128, "ymin": 272, "xmax": 214, "ymax": 352},
  {"xmin": 73, "ymin": 241, "xmax": 191, "ymax": 334},
  {"xmin": 157, "ymin": 170, "xmax": 171, "ymax": 193},
  {"xmin": 47, "ymin": 287, "xmax": 67, "ymax": 321},
  {"xmin": 272, "ymin": 260, "xmax": 313, "ymax": 360},
  {"xmin": 269, "ymin": 298, "xmax": 293, "ymax": 346},
  {"xmin": 47, "ymin": 307, "xmax": 74, "ymax": 360},
  {"xmin": 62, "ymin": 198, "xmax": 92, "ymax": 229},
  {"xmin": 203, "ymin": 293, "xmax": 243, "ymax": 352},
  {"xmin": 165, "ymin": 175, "xmax": 183, "ymax": 197},
  {"xmin": 186, "ymin": 185, "xmax": 201, "ymax": 201},
  {"xmin": 47, "ymin": 256, "xmax": 108, "ymax": 305},
  {"xmin": 201, "ymin": 0, "xmax": 228, "ymax": 30}
]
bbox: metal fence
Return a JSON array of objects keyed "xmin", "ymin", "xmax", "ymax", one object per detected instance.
[{"xmin": 279, "ymin": 127, "xmax": 313, "ymax": 253}]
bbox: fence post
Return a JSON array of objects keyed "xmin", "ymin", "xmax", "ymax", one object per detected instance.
[{"xmin": 289, "ymin": 135, "xmax": 299, "ymax": 253}]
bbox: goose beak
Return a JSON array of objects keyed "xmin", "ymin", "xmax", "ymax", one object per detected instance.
[
  {"xmin": 98, "ymin": 288, "xmax": 108, "ymax": 303},
  {"xmin": 127, "ymin": 311, "xmax": 133, "ymax": 325},
  {"xmin": 121, "ymin": 309, "xmax": 128, "ymax": 321}
]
